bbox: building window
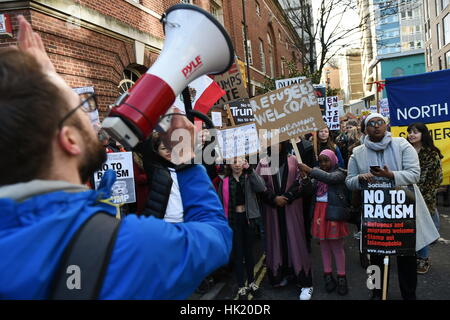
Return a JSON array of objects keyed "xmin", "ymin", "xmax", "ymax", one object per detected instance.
[
  {"xmin": 242, "ymin": 24, "xmax": 253, "ymax": 65},
  {"xmin": 259, "ymin": 39, "xmax": 266, "ymax": 73},
  {"xmin": 430, "ymin": 44, "xmax": 433, "ymax": 67},
  {"xmin": 119, "ymin": 67, "xmax": 143, "ymax": 95},
  {"xmin": 210, "ymin": 1, "xmax": 223, "ymax": 25},
  {"xmin": 445, "ymin": 51, "xmax": 450, "ymax": 68},
  {"xmin": 281, "ymin": 57, "xmax": 285, "ymax": 77},
  {"xmin": 256, "ymin": 1, "xmax": 261, "ymax": 16},
  {"xmin": 444, "ymin": 14, "xmax": 450, "ymax": 45},
  {"xmin": 437, "ymin": 23, "xmax": 442, "ymax": 49},
  {"xmin": 439, "ymin": 56, "xmax": 443, "ymax": 70},
  {"xmin": 436, "ymin": 0, "xmax": 441, "ymax": 15},
  {"xmin": 392, "ymin": 67, "xmax": 405, "ymax": 77},
  {"xmin": 267, "ymin": 33, "xmax": 275, "ymax": 78},
  {"xmin": 444, "ymin": 0, "xmax": 450, "ymax": 10}
]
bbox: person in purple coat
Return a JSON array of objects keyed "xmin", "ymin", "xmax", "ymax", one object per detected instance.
[{"xmin": 256, "ymin": 141, "xmax": 313, "ymax": 300}]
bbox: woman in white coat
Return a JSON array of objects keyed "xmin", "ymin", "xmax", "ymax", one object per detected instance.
[{"xmin": 345, "ymin": 113, "xmax": 439, "ymax": 300}]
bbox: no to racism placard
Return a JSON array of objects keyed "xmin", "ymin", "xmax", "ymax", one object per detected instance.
[
  {"xmin": 216, "ymin": 123, "xmax": 260, "ymax": 160},
  {"xmin": 94, "ymin": 152, "xmax": 136, "ymax": 205},
  {"xmin": 249, "ymin": 79, "xmax": 327, "ymax": 144},
  {"xmin": 361, "ymin": 178, "xmax": 416, "ymax": 256}
]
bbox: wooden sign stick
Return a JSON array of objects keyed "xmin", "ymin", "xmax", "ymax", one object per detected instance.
[
  {"xmin": 312, "ymin": 131, "xmax": 319, "ymax": 161},
  {"xmin": 225, "ymin": 104, "xmax": 236, "ymax": 127},
  {"xmin": 290, "ymin": 138, "xmax": 303, "ymax": 164},
  {"xmin": 382, "ymin": 256, "xmax": 389, "ymax": 300}
]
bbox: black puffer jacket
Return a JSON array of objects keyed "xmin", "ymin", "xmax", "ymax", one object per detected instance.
[{"xmin": 139, "ymin": 139, "xmax": 176, "ymax": 219}]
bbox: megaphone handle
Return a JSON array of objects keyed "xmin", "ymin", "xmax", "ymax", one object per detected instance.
[{"xmin": 182, "ymin": 87, "xmax": 194, "ymax": 123}]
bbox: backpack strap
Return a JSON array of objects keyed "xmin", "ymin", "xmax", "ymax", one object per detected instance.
[{"xmin": 49, "ymin": 212, "xmax": 121, "ymax": 300}]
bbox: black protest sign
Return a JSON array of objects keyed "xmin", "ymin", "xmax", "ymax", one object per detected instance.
[
  {"xmin": 313, "ymin": 84, "xmax": 326, "ymax": 116},
  {"xmin": 227, "ymin": 98, "xmax": 254, "ymax": 124},
  {"xmin": 361, "ymin": 178, "xmax": 416, "ymax": 256}
]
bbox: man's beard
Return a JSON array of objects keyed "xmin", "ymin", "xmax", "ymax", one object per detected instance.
[{"xmin": 78, "ymin": 130, "xmax": 107, "ymax": 184}]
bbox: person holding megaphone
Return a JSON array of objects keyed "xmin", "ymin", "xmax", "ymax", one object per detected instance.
[{"xmin": 0, "ymin": 9, "xmax": 233, "ymax": 300}]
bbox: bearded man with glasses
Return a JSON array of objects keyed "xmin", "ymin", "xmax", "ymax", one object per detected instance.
[{"xmin": 0, "ymin": 16, "xmax": 232, "ymax": 299}]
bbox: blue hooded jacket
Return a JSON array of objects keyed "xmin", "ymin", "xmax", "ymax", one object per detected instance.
[{"xmin": 0, "ymin": 165, "xmax": 232, "ymax": 299}]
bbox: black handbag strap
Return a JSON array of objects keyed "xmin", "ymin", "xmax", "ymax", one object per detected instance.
[{"xmin": 49, "ymin": 212, "xmax": 121, "ymax": 300}]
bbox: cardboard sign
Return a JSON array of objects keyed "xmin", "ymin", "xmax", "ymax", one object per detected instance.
[
  {"xmin": 73, "ymin": 86, "xmax": 100, "ymax": 130},
  {"xmin": 211, "ymin": 61, "xmax": 248, "ymax": 105},
  {"xmin": 275, "ymin": 76, "xmax": 306, "ymax": 90},
  {"xmin": 216, "ymin": 123, "xmax": 260, "ymax": 160},
  {"xmin": 94, "ymin": 152, "xmax": 136, "ymax": 205},
  {"xmin": 324, "ymin": 96, "xmax": 340, "ymax": 130},
  {"xmin": 250, "ymin": 80, "xmax": 327, "ymax": 144},
  {"xmin": 361, "ymin": 178, "xmax": 416, "ymax": 256},
  {"xmin": 227, "ymin": 98, "xmax": 254, "ymax": 124}
]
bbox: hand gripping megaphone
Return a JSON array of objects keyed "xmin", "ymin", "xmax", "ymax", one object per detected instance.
[{"xmin": 102, "ymin": 4, "xmax": 234, "ymax": 149}]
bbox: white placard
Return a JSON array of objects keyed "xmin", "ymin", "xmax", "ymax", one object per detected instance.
[
  {"xmin": 379, "ymin": 98, "xmax": 390, "ymax": 118},
  {"xmin": 324, "ymin": 96, "xmax": 340, "ymax": 130},
  {"xmin": 275, "ymin": 76, "xmax": 306, "ymax": 90},
  {"xmin": 216, "ymin": 123, "xmax": 260, "ymax": 159},
  {"xmin": 338, "ymin": 100, "xmax": 345, "ymax": 116},
  {"xmin": 94, "ymin": 152, "xmax": 136, "ymax": 204},
  {"xmin": 73, "ymin": 86, "xmax": 100, "ymax": 130},
  {"xmin": 0, "ymin": 15, "xmax": 6, "ymax": 34},
  {"xmin": 211, "ymin": 112, "xmax": 223, "ymax": 127}
]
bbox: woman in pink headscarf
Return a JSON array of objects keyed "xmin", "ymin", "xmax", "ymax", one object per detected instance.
[{"xmin": 299, "ymin": 149, "xmax": 350, "ymax": 296}]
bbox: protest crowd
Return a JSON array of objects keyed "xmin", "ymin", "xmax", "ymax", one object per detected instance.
[{"xmin": 0, "ymin": 11, "xmax": 445, "ymax": 302}]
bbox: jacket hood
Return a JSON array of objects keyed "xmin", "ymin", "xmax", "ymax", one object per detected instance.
[
  {"xmin": 0, "ymin": 180, "xmax": 88, "ymax": 202},
  {"xmin": 0, "ymin": 171, "xmax": 118, "ymax": 299}
]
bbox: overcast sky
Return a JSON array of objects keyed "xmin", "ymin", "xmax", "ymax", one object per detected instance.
[{"xmin": 311, "ymin": 1, "xmax": 363, "ymax": 64}]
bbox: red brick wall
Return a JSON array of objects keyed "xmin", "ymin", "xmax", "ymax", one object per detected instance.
[
  {"xmin": 0, "ymin": 7, "xmax": 162, "ymax": 115},
  {"xmin": 75, "ymin": 0, "xmax": 179, "ymax": 39}
]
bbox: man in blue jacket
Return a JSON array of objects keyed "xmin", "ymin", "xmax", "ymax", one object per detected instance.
[{"xmin": 0, "ymin": 16, "xmax": 232, "ymax": 299}]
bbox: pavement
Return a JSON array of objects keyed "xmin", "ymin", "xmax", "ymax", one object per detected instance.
[{"xmin": 191, "ymin": 197, "xmax": 450, "ymax": 300}]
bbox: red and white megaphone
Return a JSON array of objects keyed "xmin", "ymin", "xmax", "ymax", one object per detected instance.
[{"xmin": 102, "ymin": 4, "xmax": 234, "ymax": 149}]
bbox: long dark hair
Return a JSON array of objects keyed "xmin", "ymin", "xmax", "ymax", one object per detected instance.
[
  {"xmin": 316, "ymin": 127, "xmax": 336, "ymax": 153},
  {"xmin": 407, "ymin": 122, "xmax": 443, "ymax": 159}
]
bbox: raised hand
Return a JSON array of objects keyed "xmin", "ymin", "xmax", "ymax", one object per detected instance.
[{"xmin": 17, "ymin": 15, "xmax": 56, "ymax": 74}]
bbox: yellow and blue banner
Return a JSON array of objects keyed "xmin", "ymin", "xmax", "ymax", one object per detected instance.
[{"xmin": 386, "ymin": 69, "xmax": 450, "ymax": 185}]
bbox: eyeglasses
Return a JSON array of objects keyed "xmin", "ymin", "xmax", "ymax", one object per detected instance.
[
  {"xmin": 367, "ymin": 119, "xmax": 385, "ymax": 128},
  {"xmin": 58, "ymin": 93, "xmax": 98, "ymax": 128}
]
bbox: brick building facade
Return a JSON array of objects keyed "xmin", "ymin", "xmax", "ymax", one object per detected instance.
[
  {"xmin": 221, "ymin": 0, "xmax": 304, "ymax": 95},
  {"xmin": 0, "ymin": 0, "xmax": 304, "ymax": 115},
  {"xmin": 0, "ymin": 0, "xmax": 180, "ymax": 115}
]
